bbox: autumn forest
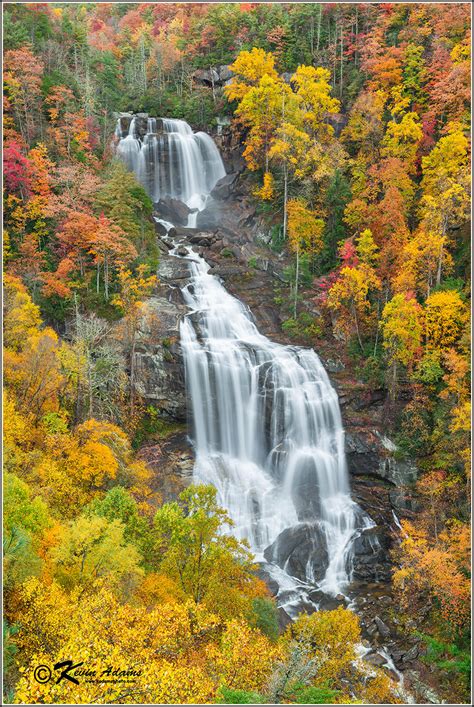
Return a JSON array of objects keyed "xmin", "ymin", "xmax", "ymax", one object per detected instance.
[{"xmin": 2, "ymin": 2, "xmax": 471, "ymax": 705}]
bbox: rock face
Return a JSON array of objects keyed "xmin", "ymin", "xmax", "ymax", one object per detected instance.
[
  {"xmin": 345, "ymin": 429, "xmax": 418, "ymax": 486},
  {"xmin": 210, "ymin": 172, "xmax": 240, "ymax": 200},
  {"xmin": 133, "ymin": 295, "xmax": 188, "ymax": 421},
  {"xmin": 138, "ymin": 431, "xmax": 193, "ymax": 503},
  {"xmin": 351, "ymin": 527, "xmax": 392, "ymax": 583}
]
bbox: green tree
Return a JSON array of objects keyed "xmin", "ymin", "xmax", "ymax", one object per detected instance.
[
  {"xmin": 322, "ymin": 170, "xmax": 351, "ymax": 270},
  {"xmin": 95, "ymin": 161, "xmax": 156, "ymax": 260},
  {"xmin": 402, "ymin": 44, "xmax": 427, "ymax": 109},
  {"xmin": 153, "ymin": 485, "xmax": 257, "ymax": 615}
]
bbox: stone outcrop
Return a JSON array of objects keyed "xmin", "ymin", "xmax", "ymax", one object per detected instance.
[
  {"xmin": 192, "ymin": 65, "xmax": 233, "ymax": 86},
  {"xmin": 133, "ymin": 295, "xmax": 187, "ymax": 421},
  {"xmin": 155, "ymin": 197, "xmax": 195, "ymax": 226}
]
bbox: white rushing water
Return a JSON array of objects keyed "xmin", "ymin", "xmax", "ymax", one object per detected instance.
[
  {"xmin": 180, "ymin": 252, "xmax": 367, "ymax": 598},
  {"xmin": 118, "ymin": 116, "xmax": 371, "ymax": 602},
  {"xmin": 115, "ymin": 116, "xmax": 225, "ymax": 224}
]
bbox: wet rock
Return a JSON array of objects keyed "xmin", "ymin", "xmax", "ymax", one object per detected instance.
[
  {"xmin": 157, "ymin": 237, "xmax": 174, "ymax": 252},
  {"xmin": 290, "ymin": 461, "xmax": 322, "ymax": 520},
  {"xmin": 153, "ymin": 219, "xmax": 170, "ymax": 237},
  {"xmin": 211, "ymin": 172, "xmax": 239, "ymax": 200},
  {"xmin": 308, "ymin": 590, "xmax": 345, "ymax": 611},
  {"xmin": 351, "ymin": 527, "xmax": 392, "ymax": 583},
  {"xmin": 158, "ymin": 256, "xmax": 191, "ymax": 281},
  {"xmin": 155, "ymin": 197, "xmax": 194, "ymax": 226},
  {"xmin": 402, "ymin": 645, "xmax": 419, "ymax": 663},
  {"xmin": 255, "ymin": 565, "xmax": 279, "ymax": 596},
  {"xmin": 188, "ymin": 232, "xmax": 216, "ymax": 246},
  {"xmin": 364, "ymin": 651, "xmax": 388, "ymax": 667},
  {"xmin": 278, "ymin": 607, "xmax": 293, "ymax": 631},
  {"xmin": 264, "ymin": 523, "xmax": 329, "ymax": 583},
  {"xmin": 374, "ymin": 616, "xmax": 392, "ymax": 639}
]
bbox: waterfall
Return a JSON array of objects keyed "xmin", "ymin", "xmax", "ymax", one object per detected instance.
[
  {"xmin": 123, "ymin": 116, "xmax": 371, "ymax": 609},
  {"xmin": 179, "ymin": 252, "xmax": 369, "ymax": 605},
  {"xmin": 115, "ymin": 116, "xmax": 226, "ymax": 217}
]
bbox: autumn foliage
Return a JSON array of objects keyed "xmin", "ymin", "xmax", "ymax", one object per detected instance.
[{"xmin": 2, "ymin": 2, "xmax": 471, "ymax": 704}]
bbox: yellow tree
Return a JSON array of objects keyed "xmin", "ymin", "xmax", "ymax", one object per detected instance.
[
  {"xmin": 207, "ymin": 619, "xmax": 280, "ymax": 694},
  {"xmin": 420, "ymin": 124, "xmax": 470, "ymax": 284},
  {"xmin": 287, "ymin": 199, "xmax": 324, "ymax": 316},
  {"xmin": 393, "ymin": 226, "xmax": 453, "ymax": 298},
  {"xmin": 112, "ymin": 264, "xmax": 157, "ymax": 415},
  {"xmin": 356, "ymin": 228, "xmax": 379, "ymax": 266},
  {"xmin": 3, "ymin": 274, "xmax": 41, "ymax": 350},
  {"xmin": 50, "ymin": 514, "xmax": 144, "ymax": 595},
  {"xmin": 289, "ymin": 607, "xmax": 360, "ymax": 686},
  {"xmin": 3, "ymin": 327, "xmax": 66, "ymax": 422},
  {"xmin": 225, "ymin": 47, "xmax": 278, "ymax": 102},
  {"xmin": 326, "ymin": 264, "xmax": 381, "ymax": 351},
  {"xmin": 381, "ymin": 293, "xmax": 423, "ymax": 394},
  {"xmin": 381, "ymin": 111, "xmax": 423, "ymax": 172},
  {"xmin": 233, "ymin": 74, "xmax": 299, "ymax": 172},
  {"xmin": 291, "ymin": 65, "xmax": 340, "ymax": 139},
  {"xmin": 153, "ymin": 485, "xmax": 262, "ymax": 619},
  {"xmin": 268, "ymin": 122, "xmax": 310, "ymax": 238},
  {"xmin": 424, "ymin": 290, "xmax": 469, "ymax": 352}
]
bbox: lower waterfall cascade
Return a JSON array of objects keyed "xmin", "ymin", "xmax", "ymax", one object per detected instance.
[
  {"xmin": 178, "ymin": 247, "xmax": 373, "ymax": 612},
  {"xmin": 117, "ymin": 115, "xmax": 375, "ymax": 613}
]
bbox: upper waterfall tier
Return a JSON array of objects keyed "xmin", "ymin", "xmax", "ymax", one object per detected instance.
[{"xmin": 114, "ymin": 116, "xmax": 226, "ymax": 211}]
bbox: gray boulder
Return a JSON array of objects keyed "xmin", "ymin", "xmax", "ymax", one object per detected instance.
[
  {"xmin": 264, "ymin": 523, "xmax": 329, "ymax": 582},
  {"xmin": 155, "ymin": 198, "xmax": 194, "ymax": 226}
]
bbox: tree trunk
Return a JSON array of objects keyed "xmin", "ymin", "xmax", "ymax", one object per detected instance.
[
  {"xmin": 436, "ymin": 243, "xmax": 444, "ymax": 286},
  {"xmin": 104, "ymin": 256, "xmax": 109, "ymax": 301},
  {"xmin": 352, "ymin": 303, "xmax": 364, "ymax": 352},
  {"xmin": 283, "ymin": 164, "xmax": 288, "ymax": 240},
  {"xmin": 340, "ymin": 22, "xmax": 344, "ymax": 98},
  {"xmin": 294, "ymin": 244, "xmax": 300, "ymax": 319},
  {"xmin": 130, "ymin": 335, "xmax": 136, "ymax": 416},
  {"xmin": 316, "ymin": 4, "xmax": 322, "ymax": 53},
  {"xmin": 88, "ymin": 352, "xmax": 94, "ymax": 418}
]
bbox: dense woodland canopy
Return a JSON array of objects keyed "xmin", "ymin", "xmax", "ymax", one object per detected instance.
[{"xmin": 2, "ymin": 2, "xmax": 471, "ymax": 704}]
